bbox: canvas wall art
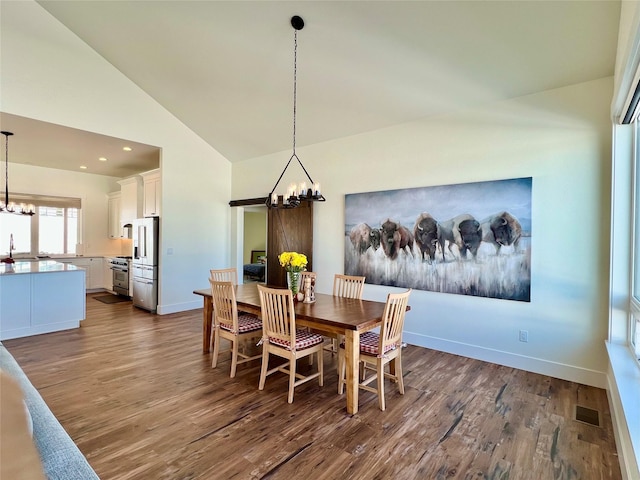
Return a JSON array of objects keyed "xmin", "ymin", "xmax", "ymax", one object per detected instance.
[{"xmin": 344, "ymin": 177, "xmax": 532, "ymax": 302}]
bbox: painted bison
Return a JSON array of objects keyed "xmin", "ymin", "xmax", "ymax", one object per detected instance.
[
  {"xmin": 480, "ymin": 211, "xmax": 522, "ymax": 254},
  {"xmin": 380, "ymin": 219, "xmax": 414, "ymax": 260},
  {"xmin": 349, "ymin": 223, "xmax": 381, "ymax": 254},
  {"xmin": 413, "ymin": 212, "xmax": 440, "ymax": 262},
  {"xmin": 437, "ymin": 214, "xmax": 479, "ymax": 261},
  {"xmin": 457, "ymin": 218, "xmax": 482, "ymax": 259}
]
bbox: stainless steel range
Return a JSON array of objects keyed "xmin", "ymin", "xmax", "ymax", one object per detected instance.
[{"xmin": 109, "ymin": 256, "xmax": 132, "ymax": 297}]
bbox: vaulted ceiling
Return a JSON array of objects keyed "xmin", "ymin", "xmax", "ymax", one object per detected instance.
[{"xmin": 2, "ymin": 1, "xmax": 622, "ymax": 176}]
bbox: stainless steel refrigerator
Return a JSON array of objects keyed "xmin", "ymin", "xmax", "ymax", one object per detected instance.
[{"xmin": 132, "ymin": 217, "xmax": 159, "ymax": 312}]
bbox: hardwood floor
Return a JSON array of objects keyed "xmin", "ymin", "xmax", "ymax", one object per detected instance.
[{"xmin": 3, "ymin": 293, "xmax": 621, "ymax": 480}]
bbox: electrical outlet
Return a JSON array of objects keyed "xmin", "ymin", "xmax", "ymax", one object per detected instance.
[{"xmin": 519, "ymin": 330, "xmax": 529, "ymax": 343}]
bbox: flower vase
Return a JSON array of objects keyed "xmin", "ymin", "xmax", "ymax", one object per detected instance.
[{"xmin": 287, "ymin": 271, "xmax": 301, "ymax": 299}]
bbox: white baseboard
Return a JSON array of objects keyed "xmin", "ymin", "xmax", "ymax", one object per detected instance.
[
  {"xmin": 156, "ymin": 300, "xmax": 202, "ymax": 315},
  {"xmin": 403, "ymin": 332, "xmax": 607, "ymax": 388}
]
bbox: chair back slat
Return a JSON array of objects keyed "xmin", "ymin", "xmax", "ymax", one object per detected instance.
[
  {"xmin": 210, "ymin": 267, "xmax": 238, "ymax": 285},
  {"xmin": 258, "ymin": 285, "xmax": 296, "ymax": 345},
  {"xmin": 210, "ymin": 280, "xmax": 238, "ymax": 332},
  {"xmin": 333, "ymin": 274, "xmax": 365, "ymax": 299},
  {"xmin": 379, "ymin": 289, "xmax": 411, "ymax": 353}
]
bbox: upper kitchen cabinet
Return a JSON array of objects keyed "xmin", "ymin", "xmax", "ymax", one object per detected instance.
[
  {"xmin": 107, "ymin": 191, "xmax": 122, "ymax": 239},
  {"xmin": 118, "ymin": 176, "xmax": 143, "ymax": 226},
  {"xmin": 140, "ymin": 169, "xmax": 161, "ymax": 217}
]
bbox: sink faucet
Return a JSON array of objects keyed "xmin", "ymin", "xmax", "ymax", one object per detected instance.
[{"xmin": 2, "ymin": 233, "xmax": 15, "ymax": 264}]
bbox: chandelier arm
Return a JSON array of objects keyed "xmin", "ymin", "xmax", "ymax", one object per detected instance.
[
  {"xmin": 293, "ymin": 153, "xmax": 316, "ymax": 186},
  {"xmin": 267, "ymin": 153, "xmax": 297, "ymax": 196}
]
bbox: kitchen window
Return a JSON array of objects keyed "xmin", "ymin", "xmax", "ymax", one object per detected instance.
[{"xmin": 0, "ymin": 195, "xmax": 81, "ymax": 256}]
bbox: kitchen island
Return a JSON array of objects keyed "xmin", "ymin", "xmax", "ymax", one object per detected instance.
[{"xmin": 0, "ymin": 260, "xmax": 86, "ymax": 340}]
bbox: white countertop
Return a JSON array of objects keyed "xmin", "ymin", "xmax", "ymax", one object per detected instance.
[{"xmin": 0, "ymin": 260, "xmax": 84, "ymax": 276}]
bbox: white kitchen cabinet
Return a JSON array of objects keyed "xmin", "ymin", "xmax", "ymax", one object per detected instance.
[
  {"xmin": 58, "ymin": 258, "xmax": 90, "ymax": 289},
  {"xmin": 57, "ymin": 257, "xmax": 103, "ymax": 290},
  {"xmin": 118, "ymin": 176, "xmax": 142, "ymax": 226},
  {"xmin": 141, "ymin": 168, "xmax": 161, "ymax": 217},
  {"xmin": 0, "ymin": 265, "xmax": 86, "ymax": 341},
  {"xmin": 107, "ymin": 191, "xmax": 121, "ymax": 238},
  {"xmin": 88, "ymin": 257, "xmax": 104, "ymax": 290}
]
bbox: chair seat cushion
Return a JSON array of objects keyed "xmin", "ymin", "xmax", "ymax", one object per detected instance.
[
  {"xmin": 269, "ymin": 330, "xmax": 324, "ymax": 351},
  {"xmin": 345, "ymin": 331, "xmax": 396, "ymax": 356},
  {"xmin": 219, "ymin": 314, "xmax": 262, "ymax": 334}
]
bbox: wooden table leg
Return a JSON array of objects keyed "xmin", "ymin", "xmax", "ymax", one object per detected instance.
[
  {"xmin": 202, "ymin": 296, "xmax": 213, "ymax": 353},
  {"xmin": 344, "ymin": 329, "xmax": 359, "ymax": 415}
]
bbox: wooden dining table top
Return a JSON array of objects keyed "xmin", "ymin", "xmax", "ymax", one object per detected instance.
[{"xmin": 193, "ymin": 283, "xmax": 403, "ymax": 334}]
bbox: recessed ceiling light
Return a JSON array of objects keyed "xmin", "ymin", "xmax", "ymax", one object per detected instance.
[
  {"xmin": 123, "ymin": 146, "xmax": 132, "ymax": 152},
  {"xmin": 80, "ymin": 165, "xmax": 87, "ymax": 169},
  {"xmin": 98, "ymin": 157, "xmax": 107, "ymax": 162}
]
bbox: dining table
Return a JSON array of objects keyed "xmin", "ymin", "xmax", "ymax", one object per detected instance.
[{"xmin": 193, "ymin": 283, "xmax": 406, "ymax": 415}]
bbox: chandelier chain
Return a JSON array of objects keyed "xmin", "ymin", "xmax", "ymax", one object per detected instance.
[{"xmin": 292, "ymin": 29, "xmax": 298, "ymax": 155}]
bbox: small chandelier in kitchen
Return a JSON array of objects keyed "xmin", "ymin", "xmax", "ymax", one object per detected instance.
[
  {"xmin": 1, "ymin": 131, "xmax": 35, "ymax": 216},
  {"xmin": 265, "ymin": 15, "xmax": 325, "ymax": 209}
]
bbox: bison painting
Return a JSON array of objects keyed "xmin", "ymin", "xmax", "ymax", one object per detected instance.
[{"xmin": 344, "ymin": 177, "xmax": 531, "ymax": 302}]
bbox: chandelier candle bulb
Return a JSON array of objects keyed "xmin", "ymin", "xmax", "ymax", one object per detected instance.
[
  {"xmin": 314, "ymin": 183, "xmax": 321, "ymax": 196},
  {"xmin": 299, "ymin": 182, "xmax": 307, "ymax": 197}
]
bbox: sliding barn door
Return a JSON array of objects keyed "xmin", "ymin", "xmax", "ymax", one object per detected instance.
[{"xmin": 267, "ymin": 201, "xmax": 313, "ymax": 287}]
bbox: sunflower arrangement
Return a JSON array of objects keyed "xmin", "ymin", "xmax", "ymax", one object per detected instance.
[
  {"xmin": 279, "ymin": 251, "xmax": 308, "ymax": 296},
  {"xmin": 278, "ymin": 251, "xmax": 308, "ymax": 273}
]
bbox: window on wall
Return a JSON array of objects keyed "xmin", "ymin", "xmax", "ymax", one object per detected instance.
[{"xmin": 0, "ymin": 195, "xmax": 81, "ymax": 256}]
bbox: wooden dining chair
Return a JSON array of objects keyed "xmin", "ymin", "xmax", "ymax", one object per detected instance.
[
  {"xmin": 210, "ymin": 267, "xmax": 238, "ymax": 285},
  {"xmin": 257, "ymin": 285, "xmax": 324, "ymax": 403},
  {"xmin": 333, "ymin": 274, "xmax": 366, "ymax": 300},
  {"xmin": 326, "ymin": 274, "xmax": 366, "ymax": 353},
  {"xmin": 338, "ymin": 289, "xmax": 411, "ymax": 411},
  {"xmin": 210, "ymin": 279, "xmax": 262, "ymax": 377}
]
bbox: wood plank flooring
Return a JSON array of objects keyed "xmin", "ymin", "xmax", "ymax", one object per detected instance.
[{"xmin": 3, "ymin": 293, "xmax": 621, "ymax": 480}]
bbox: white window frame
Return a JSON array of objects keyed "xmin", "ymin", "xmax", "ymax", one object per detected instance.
[{"xmin": 632, "ymin": 119, "xmax": 640, "ymax": 363}]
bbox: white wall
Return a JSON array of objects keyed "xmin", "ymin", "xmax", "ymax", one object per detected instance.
[
  {"xmin": 1, "ymin": 1, "xmax": 232, "ymax": 314},
  {"xmin": 233, "ymin": 77, "xmax": 613, "ymax": 388}
]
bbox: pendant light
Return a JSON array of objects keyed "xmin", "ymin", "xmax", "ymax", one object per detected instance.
[
  {"xmin": 0, "ymin": 131, "xmax": 35, "ymax": 216},
  {"xmin": 265, "ymin": 16, "xmax": 325, "ymax": 209}
]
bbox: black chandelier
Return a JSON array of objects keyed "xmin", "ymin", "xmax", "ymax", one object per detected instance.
[
  {"xmin": 1, "ymin": 131, "xmax": 35, "ymax": 216},
  {"xmin": 266, "ymin": 15, "xmax": 325, "ymax": 209}
]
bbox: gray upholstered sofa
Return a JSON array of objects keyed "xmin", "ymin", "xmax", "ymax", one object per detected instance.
[{"xmin": 0, "ymin": 343, "xmax": 99, "ymax": 480}]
